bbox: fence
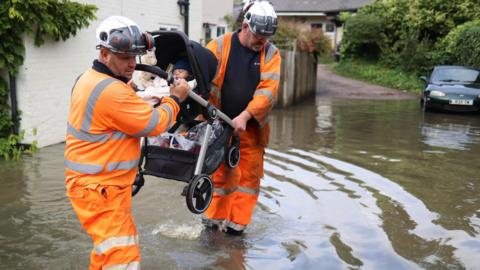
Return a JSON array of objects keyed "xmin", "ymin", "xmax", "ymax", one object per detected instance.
[{"xmin": 276, "ymin": 49, "xmax": 317, "ymax": 108}]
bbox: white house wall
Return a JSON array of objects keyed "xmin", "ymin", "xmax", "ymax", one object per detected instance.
[
  {"xmin": 201, "ymin": 0, "xmax": 233, "ymax": 44},
  {"xmin": 203, "ymin": 0, "xmax": 233, "ymax": 26},
  {"xmin": 16, "ymin": 0, "xmax": 202, "ymax": 147}
]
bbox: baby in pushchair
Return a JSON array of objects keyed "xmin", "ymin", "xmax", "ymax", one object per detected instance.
[{"xmin": 132, "ymin": 31, "xmax": 240, "ymax": 214}]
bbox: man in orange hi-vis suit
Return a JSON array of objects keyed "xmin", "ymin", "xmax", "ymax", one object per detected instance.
[
  {"xmin": 64, "ymin": 16, "xmax": 189, "ymax": 270},
  {"xmin": 203, "ymin": 1, "xmax": 281, "ymax": 235}
]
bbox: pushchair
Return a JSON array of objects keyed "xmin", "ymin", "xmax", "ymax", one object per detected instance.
[{"xmin": 132, "ymin": 31, "xmax": 240, "ymax": 214}]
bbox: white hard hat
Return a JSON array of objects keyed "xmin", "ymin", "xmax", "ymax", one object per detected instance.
[
  {"xmin": 242, "ymin": 0, "xmax": 255, "ymax": 12},
  {"xmin": 96, "ymin": 16, "xmax": 154, "ymax": 55},
  {"xmin": 243, "ymin": 1, "xmax": 278, "ymax": 37}
]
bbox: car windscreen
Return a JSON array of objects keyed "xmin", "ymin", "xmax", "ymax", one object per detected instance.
[{"xmin": 431, "ymin": 67, "xmax": 480, "ymax": 84}]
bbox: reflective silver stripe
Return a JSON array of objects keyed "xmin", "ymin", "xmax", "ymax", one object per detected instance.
[
  {"xmin": 106, "ymin": 159, "xmax": 139, "ymax": 172},
  {"xmin": 254, "ymin": 89, "xmax": 274, "ymax": 104},
  {"xmin": 111, "ymin": 131, "xmax": 129, "ymax": 140},
  {"xmin": 68, "ymin": 122, "xmax": 129, "ymax": 142},
  {"xmin": 237, "ymin": 186, "xmax": 259, "ymax": 195},
  {"xmin": 224, "ymin": 220, "xmax": 246, "ymax": 231},
  {"xmin": 132, "ymin": 108, "xmax": 159, "ymax": 137},
  {"xmin": 265, "ymin": 43, "xmax": 278, "ymax": 64},
  {"xmin": 158, "ymin": 104, "xmax": 173, "ymax": 130},
  {"xmin": 94, "ymin": 235, "xmax": 139, "ymax": 255},
  {"xmin": 103, "ymin": 261, "xmax": 140, "ymax": 270},
  {"xmin": 67, "ymin": 122, "xmax": 110, "ymax": 143},
  {"xmin": 213, "ymin": 187, "xmax": 237, "ymax": 196},
  {"xmin": 213, "ymin": 185, "xmax": 259, "ymax": 196},
  {"xmin": 70, "ymin": 78, "xmax": 131, "ymax": 142},
  {"xmin": 261, "ymin": 72, "xmax": 280, "ymax": 81},
  {"xmin": 211, "ymin": 85, "xmax": 221, "ymax": 100},
  {"xmin": 259, "ymin": 115, "xmax": 270, "ymax": 128},
  {"xmin": 64, "ymin": 159, "xmax": 103, "ymax": 174},
  {"xmin": 81, "ymin": 78, "xmax": 117, "ymax": 132},
  {"xmin": 215, "ymin": 36, "xmax": 224, "ymax": 76}
]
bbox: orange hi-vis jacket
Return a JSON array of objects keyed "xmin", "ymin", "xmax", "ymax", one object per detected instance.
[
  {"xmin": 65, "ymin": 68, "xmax": 180, "ymax": 187},
  {"xmin": 206, "ymin": 32, "xmax": 281, "ymax": 145}
]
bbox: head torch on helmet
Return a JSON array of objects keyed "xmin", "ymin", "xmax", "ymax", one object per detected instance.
[
  {"xmin": 96, "ymin": 16, "xmax": 154, "ymax": 55},
  {"xmin": 244, "ymin": 1, "xmax": 278, "ymax": 37}
]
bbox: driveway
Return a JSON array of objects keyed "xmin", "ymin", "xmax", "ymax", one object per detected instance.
[{"xmin": 316, "ymin": 64, "xmax": 418, "ymax": 100}]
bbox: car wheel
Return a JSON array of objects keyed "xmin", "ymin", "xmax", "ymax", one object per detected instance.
[{"xmin": 420, "ymin": 95, "xmax": 430, "ymax": 112}]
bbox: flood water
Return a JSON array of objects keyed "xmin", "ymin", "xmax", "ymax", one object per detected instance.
[{"xmin": 1, "ymin": 97, "xmax": 480, "ymax": 269}]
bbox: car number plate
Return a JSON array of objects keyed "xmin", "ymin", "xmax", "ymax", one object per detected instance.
[{"xmin": 450, "ymin": 99, "xmax": 473, "ymax": 105}]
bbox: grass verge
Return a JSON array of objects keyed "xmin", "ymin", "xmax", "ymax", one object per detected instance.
[{"xmin": 333, "ymin": 60, "xmax": 424, "ymax": 93}]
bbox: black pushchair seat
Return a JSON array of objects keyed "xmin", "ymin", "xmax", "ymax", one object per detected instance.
[
  {"xmin": 133, "ymin": 31, "xmax": 240, "ymax": 214},
  {"xmin": 144, "ymin": 120, "xmax": 234, "ymax": 180}
]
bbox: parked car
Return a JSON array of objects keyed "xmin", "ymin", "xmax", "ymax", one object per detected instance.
[{"xmin": 420, "ymin": 65, "xmax": 480, "ymax": 112}]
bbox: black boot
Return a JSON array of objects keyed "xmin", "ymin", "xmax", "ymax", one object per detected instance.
[
  {"xmin": 224, "ymin": 227, "xmax": 243, "ymax": 236},
  {"xmin": 202, "ymin": 218, "xmax": 221, "ymax": 231}
]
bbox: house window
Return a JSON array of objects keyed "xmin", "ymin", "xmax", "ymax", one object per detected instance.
[
  {"xmin": 325, "ymin": 23, "xmax": 335, "ymax": 33},
  {"xmin": 311, "ymin": 23, "xmax": 323, "ymax": 30},
  {"xmin": 159, "ymin": 24, "xmax": 180, "ymax": 31},
  {"xmin": 205, "ymin": 26, "xmax": 212, "ymax": 43},
  {"xmin": 217, "ymin": 26, "xmax": 225, "ymax": 37}
]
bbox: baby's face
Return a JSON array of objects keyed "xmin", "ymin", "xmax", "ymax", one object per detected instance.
[{"xmin": 173, "ymin": 69, "xmax": 191, "ymax": 79}]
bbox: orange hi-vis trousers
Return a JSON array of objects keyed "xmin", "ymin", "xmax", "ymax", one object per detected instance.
[
  {"xmin": 67, "ymin": 184, "xmax": 140, "ymax": 270},
  {"xmin": 204, "ymin": 125, "xmax": 265, "ymax": 231}
]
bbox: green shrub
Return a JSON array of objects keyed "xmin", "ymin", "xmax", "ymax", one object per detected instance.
[
  {"xmin": 0, "ymin": 1, "xmax": 96, "ymax": 159},
  {"xmin": 334, "ymin": 60, "xmax": 424, "ymax": 93},
  {"xmin": 0, "ymin": 132, "xmax": 37, "ymax": 161},
  {"xmin": 341, "ymin": 0, "xmax": 480, "ymax": 74},
  {"xmin": 380, "ymin": 30, "xmax": 435, "ymax": 75},
  {"xmin": 0, "ymin": 77, "xmax": 12, "ymax": 138},
  {"xmin": 272, "ymin": 22, "xmax": 332, "ymax": 60},
  {"xmin": 297, "ymin": 28, "xmax": 333, "ymax": 59},
  {"xmin": 271, "ymin": 21, "xmax": 298, "ymax": 50},
  {"xmin": 341, "ymin": 13, "xmax": 385, "ymax": 60},
  {"xmin": 436, "ymin": 20, "xmax": 480, "ymax": 68},
  {"xmin": 406, "ymin": 0, "xmax": 480, "ymax": 42}
]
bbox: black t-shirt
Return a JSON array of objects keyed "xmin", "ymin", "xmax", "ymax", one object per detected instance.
[{"xmin": 221, "ymin": 31, "xmax": 260, "ymax": 119}]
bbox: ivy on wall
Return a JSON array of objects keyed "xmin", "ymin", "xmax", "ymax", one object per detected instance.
[{"xmin": 0, "ymin": 0, "xmax": 97, "ymax": 160}]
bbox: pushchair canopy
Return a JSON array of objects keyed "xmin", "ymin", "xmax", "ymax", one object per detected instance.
[{"xmin": 150, "ymin": 31, "xmax": 217, "ymax": 124}]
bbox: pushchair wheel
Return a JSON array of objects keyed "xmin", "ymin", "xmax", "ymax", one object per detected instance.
[
  {"xmin": 226, "ymin": 135, "xmax": 240, "ymax": 168},
  {"xmin": 226, "ymin": 146, "xmax": 240, "ymax": 168},
  {"xmin": 186, "ymin": 174, "xmax": 213, "ymax": 214},
  {"xmin": 132, "ymin": 172, "xmax": 145, "ymax": 197}
]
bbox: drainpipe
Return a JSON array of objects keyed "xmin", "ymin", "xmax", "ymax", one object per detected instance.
[
  {"xmin": 8, "ymin": 73, "xmax": 19, "ymax": 135},
  {"xmin": 177, "ymin": 0, "xmax": 190, "ymax": 36}
]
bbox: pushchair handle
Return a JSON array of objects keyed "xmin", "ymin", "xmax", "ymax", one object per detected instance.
[
  {"xmin": 135, "ymin": 64, "xmax": 174, "ymax": 85},
  {"xmin": 134, "ymin": 64, "xmax": 235, "ymax": 128},
  {"xmin": 186, "ymin": 90, "xmax": 235, "ymax": 128}
]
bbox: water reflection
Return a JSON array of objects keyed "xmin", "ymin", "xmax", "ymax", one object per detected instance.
[
  {"xmin": 421, "ymin": 113, "xmax": 480, "ymax": 151},
  {"xmin": 0, "ymin": 146, "xmax": 90, "ymax": 268},
  {"xmin": 267, "ymin": 97, "xmax": 480, "ymax": 269}
]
